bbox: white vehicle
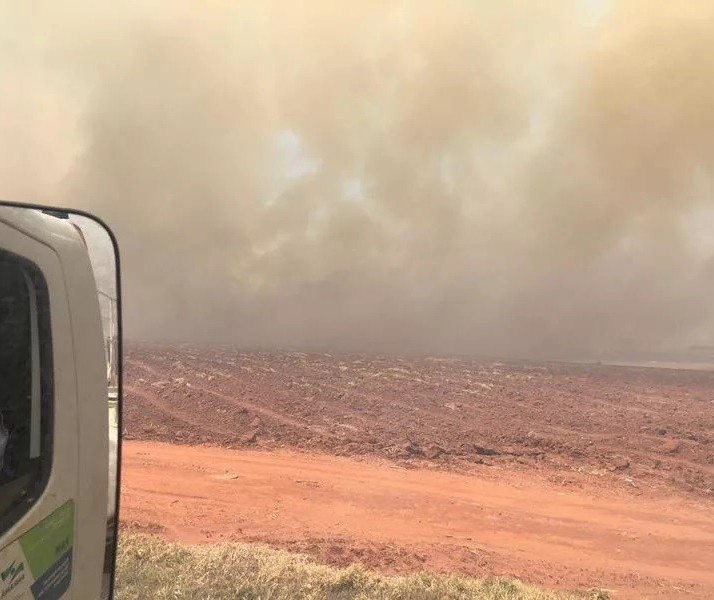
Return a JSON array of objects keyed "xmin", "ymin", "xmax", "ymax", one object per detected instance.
[{"xmin": 0, "ymin": 203, "xmax": 120, "ymax": 599}]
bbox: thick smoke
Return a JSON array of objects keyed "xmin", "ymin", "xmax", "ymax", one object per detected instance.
[{"xmin": 2, "ymin": 1, "xmax": 714, "ymax": 358}]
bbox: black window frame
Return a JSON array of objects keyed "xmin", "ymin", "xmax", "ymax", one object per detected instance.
[{"xmin": 0, "ymin": 248, "xmax": 54, "ymax": 538}]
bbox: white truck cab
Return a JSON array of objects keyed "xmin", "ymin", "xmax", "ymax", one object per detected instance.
[{"xmin": 0, "ymin": 205, "xmax": 120, "ymax": 599}]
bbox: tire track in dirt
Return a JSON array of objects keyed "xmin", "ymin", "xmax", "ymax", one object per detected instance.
[
  {"xmin": 127, "ymin": 357, "xmax": 339, "ymax": 441},
  {"xmin": 189, "ymin": 384, "xmax": 339, "ymax": 440},
  {"xmin": 125, "ymin": 385, "xmax": 233, "ymax": 440}
]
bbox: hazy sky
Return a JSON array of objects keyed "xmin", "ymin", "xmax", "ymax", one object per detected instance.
[{"xmin": 2, "ymin": 1, "xmax": 714, "ymax": 358}]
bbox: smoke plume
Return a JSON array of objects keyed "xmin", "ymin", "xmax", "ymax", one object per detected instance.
[{"xmin": 2, "ymin": 1, "xmax": 714, "ymax": 358}]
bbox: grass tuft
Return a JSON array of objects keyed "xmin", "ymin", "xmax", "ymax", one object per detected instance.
[{"xmin": 115, "ymin": 533, "xmax": 609, "ymax": 600}]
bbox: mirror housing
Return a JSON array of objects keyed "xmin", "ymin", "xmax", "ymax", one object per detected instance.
[{"xmin": 0, "ymin": 202, "xmax": 121, "ymax": 599}]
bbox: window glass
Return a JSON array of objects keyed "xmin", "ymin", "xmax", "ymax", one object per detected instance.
[{"xmin": 0, "ymin": 249, "xmax": 53, "ymax": 537}]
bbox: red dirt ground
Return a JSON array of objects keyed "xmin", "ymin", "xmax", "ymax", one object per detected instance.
[
  {"xmin": 121, "ymin": 342, "xmax": 714, "ymax": 598},
  {"xmin": 121, "ymin": 441, "xmax": 714, "ymax": 599}
]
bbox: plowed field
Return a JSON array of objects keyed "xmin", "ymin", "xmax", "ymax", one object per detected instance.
[{"xmin": 125, "ymin": 342, "xmax": 714, "ymax": 496}]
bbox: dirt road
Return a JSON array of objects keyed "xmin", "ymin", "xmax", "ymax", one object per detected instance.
[{"xmin": 121, "ymin": 440, "xmax": 714, "ymax": 599}]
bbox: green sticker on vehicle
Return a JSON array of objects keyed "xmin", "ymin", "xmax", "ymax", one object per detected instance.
[{"xmin": 0, "ymin": 501, "xmax": 74, "ymax": 599}]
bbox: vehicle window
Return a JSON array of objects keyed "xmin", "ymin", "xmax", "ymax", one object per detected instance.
[{"xmin": 0, "ymin": 249, "xmax": 53, "ymax": 537}]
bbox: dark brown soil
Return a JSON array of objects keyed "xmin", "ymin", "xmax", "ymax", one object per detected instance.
[{"xmin": 124, "ymin": 341, "xmax": 714, "ymax": 497}]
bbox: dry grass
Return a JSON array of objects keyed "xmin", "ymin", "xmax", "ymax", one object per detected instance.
[{"xmin": 115, "ymin": 533, "xmax": 609, "ymax": 600}]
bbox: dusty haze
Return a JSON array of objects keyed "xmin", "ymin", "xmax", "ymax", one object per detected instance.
[{"xmin": 2, "ymin": 1, "xmax": 714, "ymax": 358}]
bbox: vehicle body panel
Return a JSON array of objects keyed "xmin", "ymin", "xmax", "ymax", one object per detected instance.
[{"xmin": 0, "ymin": 207, "xmax": 108, "ymax": 598}]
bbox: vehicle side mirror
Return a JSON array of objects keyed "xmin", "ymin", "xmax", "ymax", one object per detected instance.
[{"xmin": 0, "ymin": 202, "xmax": 121, "ymax": 600}]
